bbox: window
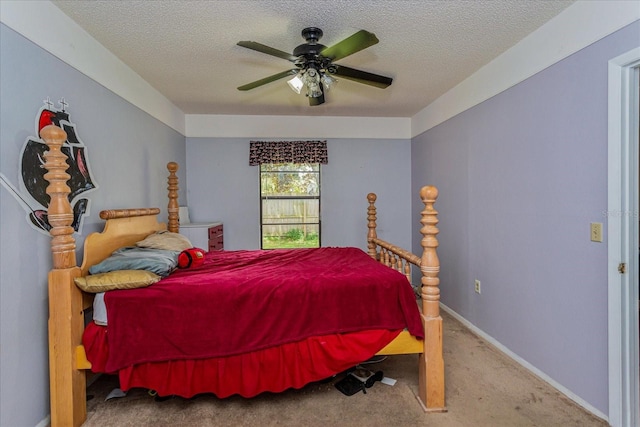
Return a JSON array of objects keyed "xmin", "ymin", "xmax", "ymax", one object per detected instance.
[{"xmin": 260, "ymin": 163, "xmax": 320, "ymax": 249}]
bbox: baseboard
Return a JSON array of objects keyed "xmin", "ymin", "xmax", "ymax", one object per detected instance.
[
  {"xmin": 35, "ymin": 415, "xmax": 50, "ymax": 427},
  {"xmin": 440, "ymin": 303, "xmax": 609, "ymax": 423}
]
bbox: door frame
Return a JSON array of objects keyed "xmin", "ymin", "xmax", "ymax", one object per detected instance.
[{"xmin": 608, "ymin": 47, "xmax": 640, "ymax": 427}]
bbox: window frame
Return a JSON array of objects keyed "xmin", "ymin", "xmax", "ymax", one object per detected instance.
[{"xmin": 259, "ymin": 163, "xmax": 321, "ymax": 249}]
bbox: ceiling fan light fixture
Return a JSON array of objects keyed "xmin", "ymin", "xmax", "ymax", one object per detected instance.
[
  {"xmin": 287, "ymin": 73, "xmax": 304, "ymax": 94},
  {"xmin": 307, "ymin": 82, "xmax": 323, "ymax": 98},
  {"xmin": 320, "ymin": 73, "xmax": 337, "ymax": 91},
  {"xmin": 304, "ymin": 68, "xmax": 320, "ymax": 84}
]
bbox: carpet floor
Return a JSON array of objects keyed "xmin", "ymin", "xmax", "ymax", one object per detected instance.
[{"xmin": 83, "ymin": 310, "xmax": 607, "ymax": 426}]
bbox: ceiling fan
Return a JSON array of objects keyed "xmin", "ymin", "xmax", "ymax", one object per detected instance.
[{"xmin": 237, "ymin": 27, "xmax": 393, "ymax": 106}]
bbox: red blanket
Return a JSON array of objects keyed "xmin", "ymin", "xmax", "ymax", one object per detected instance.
[{"xmin": 103, "ymin": 247, "xmax": 422, "ymax": 372}]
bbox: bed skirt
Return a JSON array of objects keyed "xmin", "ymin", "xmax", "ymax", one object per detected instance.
[{"xmin": 83, "ymin": 321, "xmax": 401, "ymax": 398}]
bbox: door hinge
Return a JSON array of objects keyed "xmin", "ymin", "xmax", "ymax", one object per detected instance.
[{"xmin": 618, "ymin": 262, "xmax": 626, "ymax": 274}]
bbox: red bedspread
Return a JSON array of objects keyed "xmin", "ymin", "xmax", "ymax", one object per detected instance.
[{"xmin": 103, "ymin": 247, "xmax": 422, "ymax": 373}]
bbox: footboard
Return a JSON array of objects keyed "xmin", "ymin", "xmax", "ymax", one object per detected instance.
[
  {"xmin": 366, "ymin": 192, "xmax": 420, "ymax": 281},
  {"xmin": 367, "ymin": 188, "xmax": 445, "ymax": 411}
]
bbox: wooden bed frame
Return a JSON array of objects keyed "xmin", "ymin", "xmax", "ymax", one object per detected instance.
[{"xmin": 42, "ymin": 124, "xmax": 445, "ymax": 427}]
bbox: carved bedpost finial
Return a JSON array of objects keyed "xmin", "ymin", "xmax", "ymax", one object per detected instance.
[
  {"xmin": 367, "ymin": 193, "xmax": 378, "ymax": 259},
  {"xmin": 167, "ymin": 162, "xmax": 179, "ymax": 233},
  {"xmin": 41, "ymin": 125, "xmax": 76, "ymax": 269},
  {"xmin": 419, "ymin": 185, "xmax": 440, "ymax": 319},
  {"xmin": 43, "ymin": 124, "xmax": 87, "ymax": 426}
]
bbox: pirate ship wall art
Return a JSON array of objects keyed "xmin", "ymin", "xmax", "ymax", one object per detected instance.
[{"xmin": 1, "ymin": 99, "xmax": 97, "ymax": 235}]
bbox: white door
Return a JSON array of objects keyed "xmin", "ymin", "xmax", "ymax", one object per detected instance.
[{"xmin": 608, "ymin": 47, "xmax": 640, "ymax": 427}]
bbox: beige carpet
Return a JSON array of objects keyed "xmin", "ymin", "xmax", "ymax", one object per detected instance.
[{"xmin": 83, "ymin": 311, "xmax": 607, "ymax": 427}]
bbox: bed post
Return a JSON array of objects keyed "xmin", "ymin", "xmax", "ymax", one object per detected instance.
[
  {"xmin": 167, "ymin": 162, "xmax": 179, "ymax": 233},
  {"xmin": 418, "ymin": 185, "xmax": 446, "ymax": 411},
  {"xmin": 366, "ymin": 193, "xmax": 377, "ymax": 259},
  {"xmin": 42, "ymin": 125, "xmax": 86, "ymax": 427}
]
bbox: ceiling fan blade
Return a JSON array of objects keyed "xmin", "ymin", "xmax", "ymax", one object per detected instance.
[
  {"xmin": 330, "ymin": 65, "xmax": 392, "ymax": 89},
  {"xmin": 320, "ymin": 30, "xmax": 379, "ymax": 62},
  {"xmin": 237, "ymin": 69, "xmax": 298, "ymax": 91},
  {"xmin": 237, "ymin": 41, "xmax": 298, "ymax": 62}
]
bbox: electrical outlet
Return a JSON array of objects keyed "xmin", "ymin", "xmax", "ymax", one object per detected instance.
[
  {"xmin": 474, "ymin": 279, "xmax": 481, "ymax": 294},
  {"xmin": 590, "ymin": 222, "xmax": 603, "ymax": 242}
]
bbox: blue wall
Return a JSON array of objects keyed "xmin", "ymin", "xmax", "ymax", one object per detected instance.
[
  {"xmin": 0, "ymin": 24, "xmax": 186, "ymax": 427},
  {"xmin": 411, "ymin": 21, "xmax": 640, "ymax": 415}
]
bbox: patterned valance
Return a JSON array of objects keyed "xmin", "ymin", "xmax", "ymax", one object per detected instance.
[{"xmin": 249, "ymin": 140, "xmax": 328, "ymax": 165}]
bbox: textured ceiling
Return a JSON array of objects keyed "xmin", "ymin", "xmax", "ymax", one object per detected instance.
[{"xmin": 52, "ymin": 0, "xmax": 574, "ymax": 118}]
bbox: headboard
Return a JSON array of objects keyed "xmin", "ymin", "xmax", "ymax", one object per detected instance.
[{"xmin": 79, "ymin": 209, "xmax": 165, "ymax": 275}]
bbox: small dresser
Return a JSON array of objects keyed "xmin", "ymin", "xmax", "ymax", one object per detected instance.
[
  {"xmin": 207, "ymin": 223, "xmax": 224, "ymax": 251},
  {"xmin": 179, "ymin": 222, "xmax": 223, "ymax": 252}
]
